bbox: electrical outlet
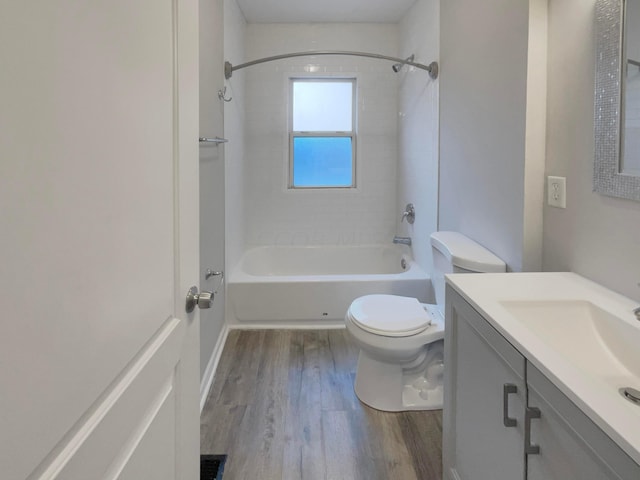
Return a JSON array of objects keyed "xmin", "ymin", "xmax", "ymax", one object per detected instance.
[{"xmin": 547, "ymin": 176, "xmax": 566, "ymax": 208}]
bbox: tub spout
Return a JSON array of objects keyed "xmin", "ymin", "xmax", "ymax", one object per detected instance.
[{"xmin": 393, "ymin": 236, "xmax": 412, "ymax": 246}]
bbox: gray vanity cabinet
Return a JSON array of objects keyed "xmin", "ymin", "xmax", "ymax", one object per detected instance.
[
  {"xmin": 527, "ymin": 365, "xmax": 640, "ymax": 480},
  {"xmin": 444, "ymin": 286, "xmax": 640, "ymax": 480},
  {"xmin": 443, "ymin": 286, "xmax": 527, "ymax": 480}
]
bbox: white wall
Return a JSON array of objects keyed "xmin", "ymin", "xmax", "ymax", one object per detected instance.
[
  {"xmin": 543, "ymin": 0, "xmax": 640, "ymax": 302},
  {"xmin": 439, "ymin": 0, "xmax": 545, "ymax": 272},
  {"xmin": 523, "ymin": 0, "xmax": 547, "ymax": 272},
  {"xmin": 397, "ymin": 0, "xmax": 440, "ymax": 285},
  {"xmin": 242, "ymin": 23, "xmax": 400, "ymax": 247}
]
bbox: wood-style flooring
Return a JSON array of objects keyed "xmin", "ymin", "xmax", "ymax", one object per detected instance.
[{"xmin": 200, "ymin": 329, "xmax": 443, "ymax": 480}]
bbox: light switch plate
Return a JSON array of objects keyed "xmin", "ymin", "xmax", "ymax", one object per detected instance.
[{"xmin": 547, "ymin": 176, "xmax": 566, "ymax": 208}]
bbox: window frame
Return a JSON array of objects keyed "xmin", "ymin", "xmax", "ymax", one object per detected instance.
[{"xmin": 288, "ymin": 77, "xmax": 357, "ymax": 189}]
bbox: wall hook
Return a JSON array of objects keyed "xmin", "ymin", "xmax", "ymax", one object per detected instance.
[{"xmin": 217, "ymin": 86, "xmax": 232, "ymax": 102}]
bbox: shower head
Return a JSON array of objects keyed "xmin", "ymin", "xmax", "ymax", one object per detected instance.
[{"xmin": 392, "ymin": 54, "xmax": 415, "ymax": 73}]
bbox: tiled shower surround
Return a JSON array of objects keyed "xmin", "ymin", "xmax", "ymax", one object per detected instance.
[{"xmin": 242, "ymin": 23, "xmax": 400, "ymax": 247}]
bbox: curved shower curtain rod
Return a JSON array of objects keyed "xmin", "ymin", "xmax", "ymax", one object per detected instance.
[{"xmin": 224, "ymin": 50, "xmax": 439, "ymax": 80}]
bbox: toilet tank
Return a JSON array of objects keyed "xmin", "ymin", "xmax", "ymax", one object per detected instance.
[{"xmin": 430, "ymin": 231, "xmax": 506, "ymax": 310}]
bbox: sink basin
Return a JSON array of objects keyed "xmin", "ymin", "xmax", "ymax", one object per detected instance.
[{"xmin": 499, "ymin": 300, "xmax": 640, "ymax": 387}]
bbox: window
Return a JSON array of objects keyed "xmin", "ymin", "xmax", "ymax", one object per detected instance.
[{"xmin": 290, "ymin": 78, "xmax": 356, "ymax": 188}]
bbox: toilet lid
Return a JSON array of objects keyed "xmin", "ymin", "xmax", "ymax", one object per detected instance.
[{"xmin": 348, "ymin": 294, "xmax": 432, "ymax": 337}]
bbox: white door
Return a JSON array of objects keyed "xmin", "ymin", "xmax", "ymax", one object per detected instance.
[{"xmin": 0, "ymin": 1, "xmax": 200, "ymax": 479}]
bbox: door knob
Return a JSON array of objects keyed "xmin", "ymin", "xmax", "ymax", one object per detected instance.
[{"xmin": 185, "ymin": 286, "xmax": 214, "ymax": 313}]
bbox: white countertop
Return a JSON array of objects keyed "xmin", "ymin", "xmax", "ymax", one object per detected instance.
[{"xmin": 446, "ymin": 272, "xmax": 640, "ymax": 465}]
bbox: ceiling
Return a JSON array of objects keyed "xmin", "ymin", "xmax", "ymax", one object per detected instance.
[{"xmin": 236, "ymin": 0, "xmax": 418, "ymax": 23}]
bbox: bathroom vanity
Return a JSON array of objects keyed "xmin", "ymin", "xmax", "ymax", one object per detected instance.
[{"xmin": 443, "ymin": 272, "xmax": 640, "ymax": 480}]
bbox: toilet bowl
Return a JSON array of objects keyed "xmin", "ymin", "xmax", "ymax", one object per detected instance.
[
  {"xmin": 345, "ymin": 231, "xmax": 506, "ymax": 411},
  {"xmin": 345, "ymin": 295, "xmax": 445, "ymax": 411}
]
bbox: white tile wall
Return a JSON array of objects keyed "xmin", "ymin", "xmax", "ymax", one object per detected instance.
[
  {"xmin": 243, "ymin": 23, "xmax": 400, "ymax": 247},
  {"xmin": 224, "ymin": 0, "xmax": 247, "ymax": 269}
]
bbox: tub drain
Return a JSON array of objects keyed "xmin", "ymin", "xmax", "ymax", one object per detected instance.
[{"xmin": 619, "ymin": 387, "xmax": 640, "ymax": 405}]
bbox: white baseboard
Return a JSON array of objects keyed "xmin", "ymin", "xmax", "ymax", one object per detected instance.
[
  {"xmin": 446, "ymin": 467, "xmax": 462, "ymax": 480},
  {"xmin": 199, "ymin": 323, "xmax": 229, "ymax": 413},
  {"xmin": 227, "ymin": 322, "xmax": 346, "ymax": 330}
]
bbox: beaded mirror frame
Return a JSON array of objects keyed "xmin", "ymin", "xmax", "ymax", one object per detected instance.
[{"xmin": 594, "ymin": 0, "xmax": 640, "ymax": 201}]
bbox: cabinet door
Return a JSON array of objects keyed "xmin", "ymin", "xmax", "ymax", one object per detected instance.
[
  {"xmin": 444, "ymin": 287, "xmax": 527, "ymax": 480},
  {"xmin": 527, "ymin": 365, "xmax": 640, "ymax": 480}
]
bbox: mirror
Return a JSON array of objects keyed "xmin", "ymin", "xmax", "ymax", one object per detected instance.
[
  {"xmin": 594, "ymin": 0, "xmax": 640, "ymax": 201},
  {"xmin": 623, "ymin": 0, "xmax": 640, "ymax": 175}
]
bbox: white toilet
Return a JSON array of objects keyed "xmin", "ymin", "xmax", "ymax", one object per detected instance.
[{"xmin": 345, "ymin": 231, "xmax": 506, "ymax": 411}]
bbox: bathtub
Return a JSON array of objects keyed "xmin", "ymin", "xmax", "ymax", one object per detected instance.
[{"xmin": 228, "ymin": 245, "xmax": 430, "ymax": 324}]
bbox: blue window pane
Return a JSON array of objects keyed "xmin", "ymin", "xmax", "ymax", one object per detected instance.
[{"xmin": 293, "ymin": 137, "xmax": 353, "ymax": 187}]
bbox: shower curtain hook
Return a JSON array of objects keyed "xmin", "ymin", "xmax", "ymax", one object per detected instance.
[{"xmin": 218, "ymin": 86, "xmax": 232, "ymax": 102}]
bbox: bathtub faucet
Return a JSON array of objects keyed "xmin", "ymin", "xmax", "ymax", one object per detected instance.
[{"xmin": 393, "ymin": 236, "xmax": 412, "ymax": 246}]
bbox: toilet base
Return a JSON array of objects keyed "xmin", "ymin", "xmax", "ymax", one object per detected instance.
[{"xmin": 353, "ymin": 350, "xmax": 443, "ymax": 412}]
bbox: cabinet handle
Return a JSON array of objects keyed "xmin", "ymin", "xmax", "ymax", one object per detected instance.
[
  {"xmin": 503, "ymin": 383, "xmax": 518, "ymax": 427},
  {"xmin": 525, "ymin": 406, "xmax": 541, "ymax": 455}
]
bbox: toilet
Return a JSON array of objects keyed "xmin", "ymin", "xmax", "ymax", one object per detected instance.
[{"xmin": 345, "ymin": 231, "xmax": 506, "ymax": 411}]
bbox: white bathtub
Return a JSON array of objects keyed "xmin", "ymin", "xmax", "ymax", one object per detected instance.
[{"xmin": 228, "ymin": 245, "xmax": 430, "ymax": 324}]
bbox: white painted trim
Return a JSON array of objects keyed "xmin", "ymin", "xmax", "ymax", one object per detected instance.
[
  {"xmin": 103, "ymin": 376, "xmax": 174, "ymax": 478},
  {"xmin": 35, "ymin": 317, "xmax": 182, "ymax": 479},
  {"xmin": 447, "ymin": 468, "xmax": 462, "ymax": 480},
  {"xmin": 227, "ymin": 323, "xmax": 346, "ymax": 330},
  {"xmin": 199, "ymin": 323, "xmax": 230, "ymax": 413},
  {"xmin": 288, "ymin": 78, "xmax": 357, "ymax": 189}
]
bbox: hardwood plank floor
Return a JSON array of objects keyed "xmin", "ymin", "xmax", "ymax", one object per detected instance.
[{"xmin": 201, "ymin": 329, "xmax": 443, "ymax": 480}]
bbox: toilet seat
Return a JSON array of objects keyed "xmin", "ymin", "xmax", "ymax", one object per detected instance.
[{"xmin": 347, "ymin": 294, "xmax": 432, "ymax": 337}]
